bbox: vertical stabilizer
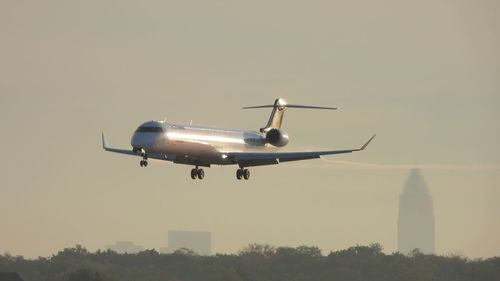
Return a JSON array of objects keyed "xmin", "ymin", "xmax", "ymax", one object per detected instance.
[{"xmin": 261, "ymin": 98, "xmax": 287, "ymax": 132}]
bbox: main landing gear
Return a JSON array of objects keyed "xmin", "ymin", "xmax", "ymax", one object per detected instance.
[
  {"xmin": 236, "ymin": 168, "xmax": 250, "ymax": 180},
  {"xmin": 190, "ymin": 167, "xmax": 205, "ymax": 180},
  {"xmin": 188, "ymin": 167, "xmax": 251, "ymax": 180}
]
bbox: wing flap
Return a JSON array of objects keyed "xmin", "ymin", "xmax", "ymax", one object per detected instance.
[{"xmin": 238, "ymin": 159, "xmax": 279, "ymax": 167}]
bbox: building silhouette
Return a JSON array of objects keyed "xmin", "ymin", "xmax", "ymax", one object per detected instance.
[
  {"xmin": 160, "ymin": 230, "xmax": 211, "ymax": 255},
  {"xmin": 398, "ymin": 168, "xmax": 435, "ymax": 254},
  {"xmin": 106, "ymin": 241, "xmax": 144, "ymax": 254}
]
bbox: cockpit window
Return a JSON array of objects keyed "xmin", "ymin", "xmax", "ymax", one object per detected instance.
[{"xmin": 136, "ymin": 126, "xmax": 164, "ymax": 133}]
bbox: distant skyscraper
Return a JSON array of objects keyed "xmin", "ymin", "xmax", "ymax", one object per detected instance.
[
  {"xmin": 106, "ymin": 241, "xmax": 144, "ymax": 254},
  {"xmin": 398, "ymin": 168, "xmax": 435, "ymax": 254},
  {"xmin": 160, "ymin": 230, "xmax": 212, "ymax": 255}
]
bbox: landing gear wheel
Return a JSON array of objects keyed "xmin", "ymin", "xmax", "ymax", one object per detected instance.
[
  {"xmin": 190, "ymin": 169, "xmax": 197, "ymax": 179},
  {"xmin": 236, "ymin": 169, "xmax": 243, "ymax": 180},
  {"xmin": 243, "ymin": 169, "xmax": 250, "ymax": 180},
  {"xmin": 140, "ymin": 160, "xmax": 148, "ymax": 167},
  {"xmin": 197, "ymin": 169, "xmax": 205, "ymax": 180}
]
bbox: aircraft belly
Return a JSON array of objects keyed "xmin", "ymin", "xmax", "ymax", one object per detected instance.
[{"xmin": 163, "ymin": 139, "xmax": 225, "ymax": 165}]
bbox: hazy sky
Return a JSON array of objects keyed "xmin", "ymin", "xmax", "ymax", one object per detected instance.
[{"xmin": 1, "ymin": 0, "xmax": 499, "ymax": 258}]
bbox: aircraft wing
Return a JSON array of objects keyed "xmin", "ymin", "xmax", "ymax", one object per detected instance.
[
  {"xmin": 228, "ymin": 134, "xmax": 376, "ymax": 167},
  {"xmin": 101, "ymin": 133, "xmax": 175, "ymax": 161}
]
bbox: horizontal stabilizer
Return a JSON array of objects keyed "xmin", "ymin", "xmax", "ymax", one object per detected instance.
[
  {"xmin": 243, "ymin": 98, "xmax": 337, "ymax": 132},
  {"xmin": 243, "ymin": 104, "xmax": 337, "ymax": 110}
]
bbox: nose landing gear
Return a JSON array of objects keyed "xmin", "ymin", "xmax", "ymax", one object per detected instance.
[
  {"xmin": 236, "ymin": 168, "xmax": 250, "ymax": 180},
  {"xmin": 139, "ymin": 151, "xmax": 148, "ymax": 167},
  {"xmin": 190, "ymin": 166, "xmax": 205, "ymax": 180}
]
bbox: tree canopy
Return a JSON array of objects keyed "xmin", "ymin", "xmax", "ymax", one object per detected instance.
[{"xmin": 1, "ymin": 244, "xmax": 498, "ymax": 281}]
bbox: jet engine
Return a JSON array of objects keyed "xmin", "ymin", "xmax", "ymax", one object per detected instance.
[{"xmin": 265, "ymin": 128, "xmax": 290, "ymax": 147}]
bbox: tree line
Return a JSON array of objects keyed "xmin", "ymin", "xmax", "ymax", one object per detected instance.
[{"xmin": 1, "ymin": 243, "xmax": 499, "ymax": 281}]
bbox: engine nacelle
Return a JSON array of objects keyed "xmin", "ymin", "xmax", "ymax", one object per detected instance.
[{"xmin": 266, "ymin": 128, "xmax": 290, "ymax": 147}]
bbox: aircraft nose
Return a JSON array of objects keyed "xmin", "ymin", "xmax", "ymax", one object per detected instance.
[
  {"xmin": 131, "ymin": 132, "xmax": 164, "ymax": 150},
  {"xmin": 131, "ymin": 132, "xmax": 150, "ymax": 148},
  {"xmin": 131, "ymin": 133, "xmax": 141, "ymax": 148}
]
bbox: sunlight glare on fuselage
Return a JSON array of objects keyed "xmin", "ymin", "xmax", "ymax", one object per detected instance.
[{"xmin": 165, "ymin": 131, "xmax": 246, "ymax": 145}]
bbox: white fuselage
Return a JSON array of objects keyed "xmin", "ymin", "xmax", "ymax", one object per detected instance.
[{"xmin": 130, "ymin": 121, "xmax": 278, "ymax": 165}]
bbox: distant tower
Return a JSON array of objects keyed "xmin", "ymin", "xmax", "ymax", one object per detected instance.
[
  {"xmin": 106, "ymin": 241, "xmax": 143, "ymax": 254},
  {"xmin": 398, "ymin": 168, "xmax": 435, "ymax": 254},
  {"xmin": 160, "ymin": 231, "xmax": 212, "ymax": 255}
]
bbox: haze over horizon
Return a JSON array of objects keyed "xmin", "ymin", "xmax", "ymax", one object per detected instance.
[{"xmin": 1, "ymin": 0, "xmax": 499, "ymax": 259}]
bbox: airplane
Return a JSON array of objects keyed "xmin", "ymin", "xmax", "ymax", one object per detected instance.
[{"xmin": 102, "ymin": 98, "xmax": 375, "ymax": 180}]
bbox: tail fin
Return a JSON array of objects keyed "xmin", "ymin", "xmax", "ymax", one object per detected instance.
[{"xmin": 243, "ymin": 98, "xmax": 337, "ymax": 132}]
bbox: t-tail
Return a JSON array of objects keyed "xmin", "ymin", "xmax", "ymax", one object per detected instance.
[{"xmin": 243, "ymin": 98, "xmax": 337, "ymax": 132}]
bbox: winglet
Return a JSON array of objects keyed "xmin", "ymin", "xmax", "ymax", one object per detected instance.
[
  {"xmin": 102, "ymin": 133, "xmax": 108, "ymax": 150},
  {"xmin": 357, "ymin": 134, "xmax": 376, "ymax": 151}
]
